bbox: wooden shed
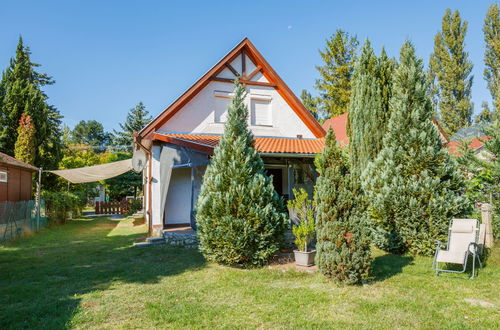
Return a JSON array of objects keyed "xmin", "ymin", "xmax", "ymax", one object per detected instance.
[{"xmin": 0, "ymin": 152, "xmax": 39, "ymax": 202}]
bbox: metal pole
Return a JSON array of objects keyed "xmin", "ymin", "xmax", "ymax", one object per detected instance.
[{"xmin": 36, "ymin": 168, "xmax": 42, "ymax": 230}]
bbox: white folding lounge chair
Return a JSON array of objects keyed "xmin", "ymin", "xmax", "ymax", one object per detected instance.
[{"xmin": 433, "ymin": 219, "xmax": 482, "ymax": 279}]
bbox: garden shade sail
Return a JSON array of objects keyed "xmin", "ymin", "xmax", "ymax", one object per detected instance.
[{"xmin": 48, "ymin": 159, "xmax": 133, "ymax": 183}]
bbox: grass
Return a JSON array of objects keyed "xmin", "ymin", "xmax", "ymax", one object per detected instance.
[{"xmin": 1, "ymin": 216, "xmax": 499, "ymax": 329}]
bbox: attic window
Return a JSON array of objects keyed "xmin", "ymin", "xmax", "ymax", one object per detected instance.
[
  {"xmin": 213, "ymin": 91, "xmax": 232, "ymax": 123},
  {"xmin": 250, "ymin": 95, "xmax": 272, "ymax": 126},
  {"xmin": 0, "ymin": 170, "xmax": 7, "ymax": 183}
]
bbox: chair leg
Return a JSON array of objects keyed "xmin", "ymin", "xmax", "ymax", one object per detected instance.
[{"xmin": 470, "ymin": 254, "xmax": 476, "ymax": 279}]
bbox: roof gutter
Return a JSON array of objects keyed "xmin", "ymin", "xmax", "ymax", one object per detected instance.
[{"xmin": 259, "ymin": 152, "xmax": 317, "ymax": 158}]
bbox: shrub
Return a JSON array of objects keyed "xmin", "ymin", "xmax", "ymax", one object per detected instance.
[
  {"xmin": 43, "ymin": 191, "xmax": 84, "ymax": 225},
  {"xmin": 196, "ymin": 82, "xmax": 288, "ymax": 267},
  {"xmin": 315, "ymin": 129, "xmax": 372, "ymax": 284},
  {"xmin": 288, "ymin": 188, "xmax": 315, "ymax": 252}
]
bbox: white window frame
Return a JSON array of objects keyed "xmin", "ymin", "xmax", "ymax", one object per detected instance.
[
  {"xmin": 213, "ymin": 90, "xmax": 233, "ymax": 123},
  {"xmin": 250, "ymin": 94, "xmax": 272, "ymax": 127},
  {"xmin": 0, "ymin": 170, "xmax": 7, "ymax": 183}
]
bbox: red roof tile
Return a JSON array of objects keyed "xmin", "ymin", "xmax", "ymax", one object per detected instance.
[
  {"xmin": 0, "ymin": 152, "xmax": 39, "ymax": 171},
  {"xmin": 447, "ymin": 136, "xmax": 489, "ymax": 156},
  {"xmin": 154, "ymin": 132, "xmax": 324, "ymax": 155},
  {"xmin": 322, "ymin": 113, "xmax": 349, "ymax": 146}
]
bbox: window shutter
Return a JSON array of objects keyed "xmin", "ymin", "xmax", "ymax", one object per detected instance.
[{"xmin": 251, "ymin": 99, "xmax": 271, "ymax": 126}]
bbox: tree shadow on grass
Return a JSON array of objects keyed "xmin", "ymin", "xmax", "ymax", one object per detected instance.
[
  {"xmin": 0, "ymin": 217, "xmax": 206, "ymax": 329},
  {"xmin": 370, "ymin": 253, "xmax": 413, "ymax": 282}
]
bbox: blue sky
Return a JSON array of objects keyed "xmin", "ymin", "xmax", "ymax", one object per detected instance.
[{"xmin": 0, "ymin": 1, "xmax": 495, "ymax": 132}]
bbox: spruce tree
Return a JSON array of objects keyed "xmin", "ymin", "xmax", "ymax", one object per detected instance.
[
  {"xmin": 483, "ymin": 3, "xmax": 499, "ymax": 113},
  {"xmin": 363, "ymin": 41, "xmax": 469, "ymax": 255},
  {"xmin": 113, "ymin": 102, "xmax": 152, "ymax": 150},
  {"xmin": 315, "ymin": 128, "xmax": 371, "ymax": 284},
  {"xmin": 430, "ymin": 9, "xmax": 474, "ymax": 135},
  {"xmin": 0, "ymin": 37, "xmax": 62, "ymax": 171},
  {"xmin": 195, "ymin": 82, "xmax": 288, "ymax": 267},
  {"xmin": 14, "ymin": 113, "xmax": 36, "ymax": 165},
  {"xmin": 315, "ymin": 30, "xmax": 358, "ymax": 118}
]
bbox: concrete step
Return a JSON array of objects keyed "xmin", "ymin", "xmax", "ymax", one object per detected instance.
[
  {"xmin": 146, "ymin": 237, "xmax": 166, "ymax": 244},
  {"xmin": 133, "ymin": 242, "xmax": 154, "ymax": 247}
]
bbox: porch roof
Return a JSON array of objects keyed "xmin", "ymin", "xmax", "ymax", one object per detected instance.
[{"xmin": 153, "ymin": 132, "xmax": 324, "ymax": 155}]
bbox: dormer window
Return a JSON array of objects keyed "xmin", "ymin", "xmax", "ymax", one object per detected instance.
[
  {"xmin": 250, "ymin": 94, "xmax": 272, "ymax": 126},
  {"xmin": 213, "ymin": 90, "xmax": 232, "ymax": 123}
]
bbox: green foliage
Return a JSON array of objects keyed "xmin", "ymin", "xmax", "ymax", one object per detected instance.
[
  {"xmin": 103, "ymin": 152, "xmax": 142, "ymax": 200},
  {"xmin": 314, "ymin": 129, "xmax": 371, "ymax": 284},
  {"xmin": 429, "ymin": 9, "xmax": 474, "ymax": 135},
  {"xmin": 287, "ymin": 188, "xmax": 315, "ymax": 251},
  {"xmin": 363, "ymin": 41, "xmax": 470, "ymax": 256},
  {"xmin": 113, "ymin": 102, "xmax": 152, "ymax": 151},
  {"xmin": 300, "ymin": 89, "xmax": 320, "ymax": 121},
  {"xmin": 475, "ymin": 101, "xmax": 497, "ymax": 123},
  {"xmin": 14, "ymin": 113, "xmax": 36, "ymax": 165},
  {"xmin": 315, "ymin": 30, "xmax": 359, "ymax": 118},
  {"xmin": 127, "ymin": 199, "xmax": 142, "ymax": 215},
  {"xmin": 348, "ymin": 40, "xmax": 395, "ymax": 175},
  {"xmin": 0, "ymin": 36, "xmax": 63, "ymax": 174},
  {"xmin": 71, "ymin": 120, "xmax": 112, "ymax": 152},
  {"xmin": 43, "ymin": 191, "xmax": 85, "ymax": 225},
  {"xmin": 196, "ymin": 82, "xmax": 288, "ymax": 267},
  {"xmin": 483, "ymin": 3, "xmax": 499, "ymax": 113}
]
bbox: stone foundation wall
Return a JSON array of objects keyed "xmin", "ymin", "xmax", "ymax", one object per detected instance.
[{"xmin": 163, "ymin": 232, "xmax": 198, "ymax": 249}]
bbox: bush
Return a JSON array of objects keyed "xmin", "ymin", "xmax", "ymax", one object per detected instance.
[
  {"xmin": 43, "ymin": 191, "xmax": 85, "ymax": 225},
  {"xmin": 288, "ymin": 188, "xmax": 315, "ymax": 252},
  {"xmin": 196, "ymin": 82, "xmax": 288, "ymax": 267},
  {"xmin": 127, "ymin": 199, "xmax": 142, "ymax": 215}
]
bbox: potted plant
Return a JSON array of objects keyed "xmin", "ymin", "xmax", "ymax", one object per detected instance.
[{"xmin": 288, "ymin": 188, "xmax": 316, "ymax": 266}]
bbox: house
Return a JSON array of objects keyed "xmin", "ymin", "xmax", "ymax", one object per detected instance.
[
  {"xmin": 0, "ymin": 152, "xmax": 39, "ymax": 202},
  {"xmin": 136, "ymin": 38, "xmax": 326, "ymax": 236}
]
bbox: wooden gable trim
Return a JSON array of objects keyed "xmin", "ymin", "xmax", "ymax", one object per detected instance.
[
  {"xmin": 246, "ymin": 65, "xmax": 262, "ymax": 81},
  {"xmin": 139, "ymin": 38, "xmax": 326, "ymax": 139},
  {"xmin": 153, "ymin": 133, "xmax": 214, "ymax": 154},
  {"xmin": 224, "ymin": 63, "xmax": 240, "ymax": 77},
  {"xmin": 209, "ymin": 77, "xmax": 276, "ymax": 87}
]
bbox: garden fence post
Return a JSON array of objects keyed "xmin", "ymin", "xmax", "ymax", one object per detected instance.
[{"xmin": 481, "ymin": 203, "xmax": 494, "ymax": 248}]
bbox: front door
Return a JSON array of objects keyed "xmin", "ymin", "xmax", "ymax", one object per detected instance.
[{"xmin": 266, "ymin": 168, "xmax": 283, "ymax": 196}]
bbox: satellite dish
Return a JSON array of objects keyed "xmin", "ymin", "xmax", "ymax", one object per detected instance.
[{"xmin": 132, "ymin": 148, "xmax": 147, "ymax": 173}]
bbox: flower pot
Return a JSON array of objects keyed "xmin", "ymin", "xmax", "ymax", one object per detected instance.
[{"xmin": 293, "ymin": 249, "xmax": 316, "ymax": 267}]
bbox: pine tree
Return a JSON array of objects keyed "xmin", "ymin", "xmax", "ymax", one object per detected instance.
[
  {"xmin": 315, "ymin": 30, "xmax": 358, "ymax": 118},
  {"xmin": 484, "ymin": 3, "xmax": 499, "ymax": 113},
  {"xmin": 315, "ymin": 128, "xmax": 371, "ymax": 284},
  {"xmin": 300, "ymin": 89, "xmax": 320, "ymax": 120},
  {"xmin": 113, "ymin": 102, "xmax": 152, "ymax": 150},
  {"xmin": 475, "ymin": 101, "xmax": 496, "ymax": 123},
  {"xmin": 0, "ymin": 37, "xmax": 62, "ymax": 171},
  {"xmin": 430, "ymin": 9, "xmax": 474, "ymax": 135},
  {"xmin": 195, "ymin": 82, "xmax": 288, "ymax": 267},
  {"xmin": 363, "ymin": 41, "xmax": 469, "ymax": 255},
  {"xmin": 71, "ymin": 120, "xmax": 112, "ymax": 152},
  {"xmin": 14, "ymin": 113, "xmax": 36, "ymax": 165}
]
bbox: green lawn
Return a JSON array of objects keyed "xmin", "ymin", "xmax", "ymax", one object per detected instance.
[{"xmin": 1, "ymin": 217, "xmax": 498, "ymax": 329}]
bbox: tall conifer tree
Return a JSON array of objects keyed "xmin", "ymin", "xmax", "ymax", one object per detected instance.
[
  {"xmin": 300, "ymin": 89, "xmax": 320, "ymax": 120},
  {"xmin": 113, "ymin": 102, "xmax": 152, "ymax": 150},
  {"xmin": 0, "ymin": 37, "xmax": 62, "ymax": 170},
  {"xmin": 315, "ymin": 128, "xmax": 371, "ymax": 284},
  {"xmin": 196, "ymin": 82, "xmax": 288, "ymax": 267},
  {"xmin": 363, "ymin": 41, "xmax": 469, "ymax": 255},
  {"xmin": 483, "ymin": 3, "xmax": 499, "ymax": 113},
  {"xmin": 430, "ymin": 9, "xmax": 474, "ymax": 135},
  {"xmin": 315, "ymin": 30, "xmax": 358, "ymax": 118}
]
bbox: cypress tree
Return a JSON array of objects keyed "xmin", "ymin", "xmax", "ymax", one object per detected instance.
[
  {"xmin": 196, "ymin": 82, "xmax": 288, "ymax": 267},
  {"xmin": 430, "ymin": 9, "xmax": 474, "ymax": 135},
  {"xmin": 363, "ymin": 41, "xmax": 469, "ymax": 255},
  {"xmin": 315, "ymin": 30, "xmax": 358, "ymax": 118},
  {"xmin": 315, "ymin": 128, "xmax": 371, "ymax": 284},
  {"xmin": 483, "ymin": 3, "xmax": 499, "ymax": 113},
  {"xmin": 0, "ymin": 37, "xmax": 62, "ymax": 171},
  {"xmin": 14, "ymin": 113, "xmax": 36, "ymax": 165},
  {"xmin": 113, "ymin": 102, "xmax": 152, "ymax": 150}
]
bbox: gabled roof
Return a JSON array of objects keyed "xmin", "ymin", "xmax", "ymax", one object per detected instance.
[
  {"xmin": 447, "ymin": 136, "xmax": 489, "ymax": 156},
  {"xmin": 0, "ymin": 152, "xmax": 39, "ymax": 172},
  {"xmin": 139, "ymin": 38, "xmax": 325, "ymax": 140},
  {"xmin": 154, "ymin": 132, "xmax": 324, "ymax": 155}
]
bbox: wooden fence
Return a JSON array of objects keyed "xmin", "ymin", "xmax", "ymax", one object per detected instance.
[{"xmin": 95, "ymin": 200, "xmax": 129, "ymax": 215}]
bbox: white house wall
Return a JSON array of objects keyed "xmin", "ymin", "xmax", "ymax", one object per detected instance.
[
  {"xmin": 150, "ymin": 144, "xmax": 162, "ymax": 232},
  {"xmin": 159, "ymin": 81, "xmax": 315, "ymax": 138}
]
